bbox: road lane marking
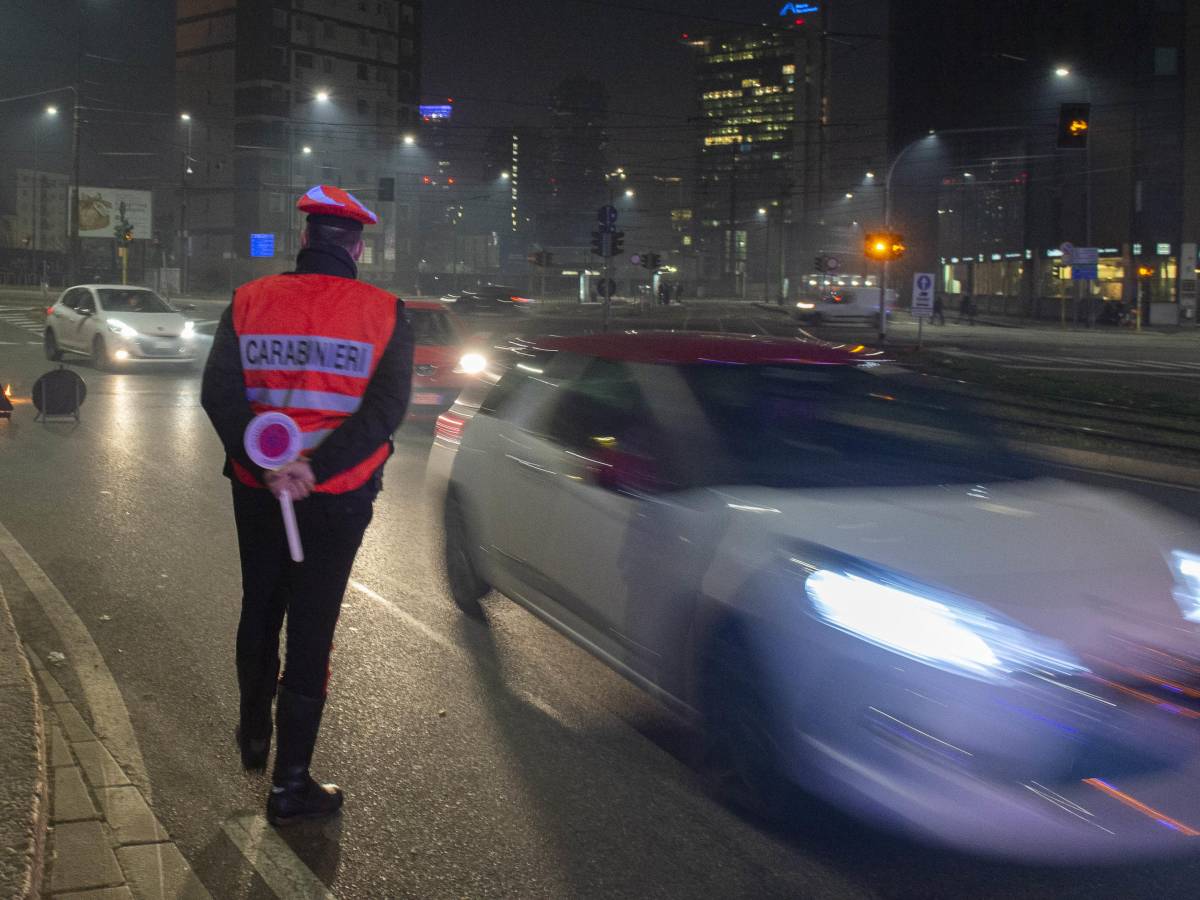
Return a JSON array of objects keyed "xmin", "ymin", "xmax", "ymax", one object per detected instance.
[
  {"xmin": 0, "ymin": 518, "xmax": 150, "ymax": 796},
  {"xmin": 221, "ymin": 814, "xmax": 336, "ymax": 900},
  {"xmin": 349, "ymin": 579, "xmax": 456, "ymax": 651},
  {"xmin": 347, "ymin": 580, "xmax": 575, "ymax": 726}
]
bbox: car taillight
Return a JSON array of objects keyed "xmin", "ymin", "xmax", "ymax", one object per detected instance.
[
  {"xmin": 45, "ymin": 307, "xmax": 53, "ymax": 316},
  {"xmin": 509, "ymin": 295, "xmax": 534, "ymax": 304},
  {"xmin": 435, "ymin": 410, "xmax": 467, "ymax": 443}
]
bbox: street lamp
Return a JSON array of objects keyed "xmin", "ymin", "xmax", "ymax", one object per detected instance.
[
  {"xmin": 625, "ymin": 189, "xmax": 635, "ymax": 198},
  {"xmin": 301, "ymin": 145, "xmax": 313, "ymax": 155},
  {"xmin": 315, "ymin": 90, "xmax": 330, "ymax": 103},
  {"xmin": 1054, "ymin": 66, "xmax": 1071, "ymax": 78},
  {"xmin": 403, "ymin": 133, "xmax": 416, "ymax": 146}
]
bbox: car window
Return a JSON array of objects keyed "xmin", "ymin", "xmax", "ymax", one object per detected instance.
[
  {"xmin": 76, "ymin": 291, "xmax": 96, "ymax": 314},
  {"xmin": 97, "ymin": 289, "xmax": 173, "ymax": 313},
  {"xmin": 680, "ymin": 365, "xmax": 1033, "ymax": 489},
  {"xmin": 541, "ymin": 358, "xmax": 657, "ymax": 457},
  {"xmin": 479, "ymin": 350, "xmax": 557, "ymax": 419},
  {"xmin": 60, "ymin": 290, "xmax": 80, "ymax": 311},
  {"xmin": 407, "ymin": 308, "xmax": 459, "ymax": 346}
]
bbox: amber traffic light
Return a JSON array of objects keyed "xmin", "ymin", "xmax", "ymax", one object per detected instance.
[
  {"xmin": 1137, "ymin": 265, "xmax": 1155, "ymax": 278},
  {"xmin": 1057, "ymin": 103, "xmax": 1091, "ymax": 149},
  {"xmin": 864, "ymin": 232, "xmax": 905, "ymax": 261}
]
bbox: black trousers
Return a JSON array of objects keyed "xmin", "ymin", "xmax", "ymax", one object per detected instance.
[{"xmin": 232, "ymin": 482, "xmax": 373, "ymax": 705}]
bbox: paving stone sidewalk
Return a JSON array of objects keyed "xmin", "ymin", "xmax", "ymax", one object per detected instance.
[{"xmin": 28, "ymin": 648, "xmax": 211, "ymax": 900}]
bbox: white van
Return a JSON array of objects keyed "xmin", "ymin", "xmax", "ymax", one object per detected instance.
[{"xmin": 793, "ymin": 288, "xmax": 897, "ymax": 325}]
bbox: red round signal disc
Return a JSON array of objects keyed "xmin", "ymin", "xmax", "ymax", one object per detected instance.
[{"xmin": 244, "ymin": 411, "xmax": 302, "ymax": 469}]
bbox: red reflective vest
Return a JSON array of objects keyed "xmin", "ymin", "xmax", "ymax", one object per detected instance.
[{"xmin": 231, "ymin": 273, "xmax": 397, "ymax": 494}]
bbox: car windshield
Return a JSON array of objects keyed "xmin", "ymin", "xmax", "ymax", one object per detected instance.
[
  {"xmin": 680, "ymin": 364, "xmax": 1033, "ymax": 489},
  {"xmin": 98, "ymin": 290, "xmax": 174, "ymax": 314},
  {"xmin": 407, "ymin": 308, "xmax": 459, "ymax": 346}
]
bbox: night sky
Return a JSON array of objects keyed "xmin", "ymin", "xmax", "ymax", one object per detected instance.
[
  {"xmin": 0, "ymin": 1, "xmax": 792, "ymax": 185},
  {"xmin": 422, "ymin": 0, "xmax": 775, "ymax": 174}
]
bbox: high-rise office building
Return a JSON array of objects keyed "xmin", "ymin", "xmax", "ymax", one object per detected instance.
[{"xmin": 176, "ymin": 0, "xmax": 421, "ymax": 289}]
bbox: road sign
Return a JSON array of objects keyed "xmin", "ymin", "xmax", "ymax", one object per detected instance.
[
  {"xmin": 598, "ymin": 205, "xmax": 618, "ymax": 226},
  {"xmin": 630, "ymin": 253, "xmax": 642, "ymax": 266},
  {"xmin": 824, "ymin": 256, "xmax": 840, "ymax": 272},
  {"xmin": 1070, "ymin": 246, "xmax": 1098, "ymax": 280},
  {"xmin": 911, "ymin": 272, "xmax": 935, "ymax": 318},
  {"xmin": 249, "ymin": 233, "xmax": 275, "ymax": 258}
]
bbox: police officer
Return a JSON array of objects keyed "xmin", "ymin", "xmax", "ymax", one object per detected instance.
[{"xmin": 201, "ymin": 185, "xmax": 413, "ymax": 826}]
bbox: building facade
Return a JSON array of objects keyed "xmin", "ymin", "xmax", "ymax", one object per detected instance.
[
  {"xmin": 687, "ymin": 1, "xmax": 889, "ymax": 300},
  {"xmin": 889, "ymin": 0, "xmax": 1200, "ymax": 325},
  {"xmin": 176, "ymin": 0, "xmax": 421, "ymax": 290}
]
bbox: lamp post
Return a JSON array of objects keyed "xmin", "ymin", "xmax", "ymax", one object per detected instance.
[
  {"xmin": 285, "ymin": 90, "xmax": 331, "ymax": 259},
  {"xmin": 179, "ymin": 113, "xmax": 192, "ymax": 294},
  {"xmin": 878, "ymin": 126, "xmax": 1032, "ymax": 341}
]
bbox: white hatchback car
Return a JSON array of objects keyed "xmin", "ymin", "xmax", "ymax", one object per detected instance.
[
  {"xmin": 432, "ymin": 331, "xmax": 1200, "ymax": 860},
  {"xmin": 793, "ymin": 287, "xmax": 897, "ymax": 325},
  {"xmin": 44, "ymin": 285, "xmax": 197, "ymax": 369}
]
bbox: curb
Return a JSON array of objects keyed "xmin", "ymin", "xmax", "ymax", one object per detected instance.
[
  {"xmin": 30, "ymin": 649, "xmax": 213, "ymax": 898},
  {"xmin": 0, "ymin": 583, "xmax": 47, "ymax": 900},
  {"xmin": 1017, "ymin": 442, "xmax": 1200, "ymax": 488}
]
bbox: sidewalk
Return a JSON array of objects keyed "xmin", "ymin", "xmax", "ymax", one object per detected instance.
[
  {"xmin": 29, "ymin": 648, "xmax": 211, "ymax": 899},
  {"xmin": 0, "ymin": 580, "xmax": 211, "ymax": 899},
  {"xmin": 0, "ymin": 583, "xmax": 45, "ymax": 900}
]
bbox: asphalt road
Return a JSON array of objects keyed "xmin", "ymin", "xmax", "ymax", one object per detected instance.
[{"xmin": 3, "ymin": 305, "xmax": 1200, "ymax": 898}]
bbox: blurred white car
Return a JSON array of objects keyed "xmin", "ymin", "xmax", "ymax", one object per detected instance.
[
  {"xmin": 432, "ymin": 331, "xmax": 1200, "ymax": 860},
  {"xmin": 44, "ymin": 285, "xmax": 197, "ymax": 368},
  {"xmin": 794, "ymin": 287, "xmax": 896, "ymax": 325}
]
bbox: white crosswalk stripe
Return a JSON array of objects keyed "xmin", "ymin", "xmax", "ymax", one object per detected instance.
[{"xmin": 0, "ymin": 310, "xmax": 42, "ymax": 334}]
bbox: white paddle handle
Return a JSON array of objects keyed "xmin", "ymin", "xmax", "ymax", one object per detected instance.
[{"xmin": 279, "ymin": 490, "xmax": 304, "ymax": 563}]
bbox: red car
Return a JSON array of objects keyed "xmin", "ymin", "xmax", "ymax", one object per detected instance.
[{"xmin": 404, "ymin": 300, "xmax": 486, "ymax": 421}]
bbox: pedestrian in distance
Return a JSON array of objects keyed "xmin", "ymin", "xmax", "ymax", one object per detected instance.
[
  {"xmin": 932, "ymin": 294, "xmax": 945, "ymax": 326},
  {"xmin": 201, "ymin": 185, "xmax": 414, "ymax": 826},
  {"xmin": 658, "ymin": 280, "xmax": 670, "ymax": 306},
  {"xmin": 966, "ymin": 294, "xmax": 977, "ymax": 326},
  {"xmin": 957, "ymin": 293, "xmax": 971, "ymax": 325}
]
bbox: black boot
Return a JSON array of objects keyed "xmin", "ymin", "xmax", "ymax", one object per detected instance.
[
  {"xmin": 267, "ymin": 688, "xmax": 343, "ymax": 826},
  {"xmin": 236, "ymin": 656, "xmax": 278, "ymax": 771}
]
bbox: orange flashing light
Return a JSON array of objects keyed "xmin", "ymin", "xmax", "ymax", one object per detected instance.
[{"xmin": 1084, "ymin": 779, "xmax": 1200, "ymax": 836}]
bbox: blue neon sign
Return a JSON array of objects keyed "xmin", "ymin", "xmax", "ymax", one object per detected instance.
[
  {"xmin": 419, "ymin": 105, "xmax": 452, "ymax": 121},
  {"xmin": 780, "ymin": 3, "xmax": 819, "ymax": 14}
]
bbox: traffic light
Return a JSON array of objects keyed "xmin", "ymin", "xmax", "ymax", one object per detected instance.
[
  {"xmin": 1137, "ymin": 265, "xmax": 1155, "ymax": 278},
  {"xmin": 863, "ymin": 232, "xmax": 905, "ymax": 261},
  {"xmin": 1056, "ymin": 103, "xmax": 1090, "ymax": 149},
  {"xmin": 648, "ymin": 252, "xmax": 661, "ymax": 270},
  {"xmin": 814, "ymin": 256, "xmax": 826, "ymax": 272},
  {"xmin": 611, "ymin": 232, "xmax": 624, "ymax": 256},
  {"xmin": 121, "ymin": 226, "xmax": 134, "ymax": 243},
  {"xmin": 591, "ymin": 232, "xmax": 605, "ymax": 256}
]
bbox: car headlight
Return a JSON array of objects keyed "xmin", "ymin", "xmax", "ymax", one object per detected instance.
[
  {"xmin": 181, "ymin": 320, "xmax": 195, "ymax": 340},
  {"xmin": 796, "ymin": 302, "xmax": 816, "ymax": 310},
  {"xmin": 455, "ymin": 352, "xmax": 487, "ymax": 375},
  {"xmin": 106, "ymin": 318, "xmax": 138, "ymax": 339},
  {"xmin": 1170, "ymin": 550, "xmax": 1200, "ymax": 622},
  {"xmin": 804, "ymin": 567, "xmax": 1086, "ymax": 683}
]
